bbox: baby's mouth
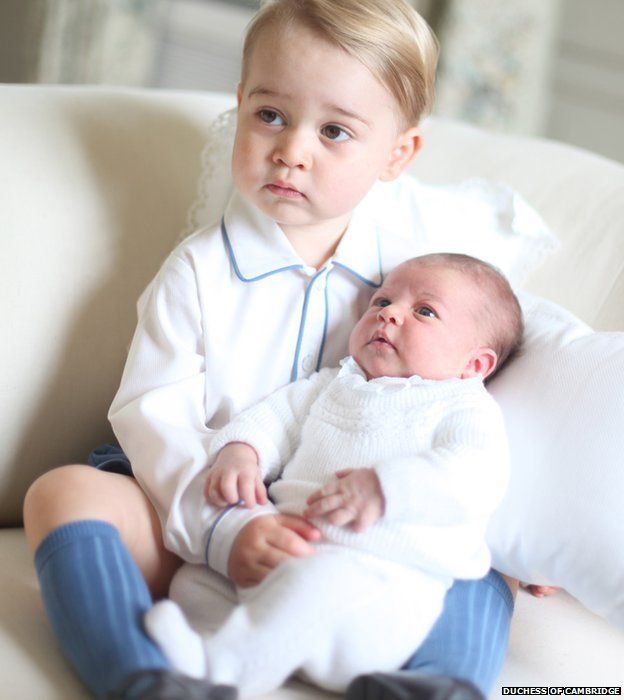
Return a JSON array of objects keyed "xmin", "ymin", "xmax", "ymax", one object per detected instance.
[{"xmin": 370, "ymin": 333, "xmax": 396, "ymax": 350}]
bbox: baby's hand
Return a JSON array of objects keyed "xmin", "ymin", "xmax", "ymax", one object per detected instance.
[
  {"xmin": 204, "ymin": 442, "xmax": 268, "ymax": 508},
  {"xmin": 304, "ymin": 468, "xmax": 385, "ymax": 533}
]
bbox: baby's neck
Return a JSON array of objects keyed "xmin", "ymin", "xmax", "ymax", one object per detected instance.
[{"xmin": 279, "ymin": 216, "xmax": 351, "ymax": 270}]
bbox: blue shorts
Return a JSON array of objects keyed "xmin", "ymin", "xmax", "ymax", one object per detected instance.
[{"xmin": 87, "ymin": 443, "xmax": 133, "ymax": 477}]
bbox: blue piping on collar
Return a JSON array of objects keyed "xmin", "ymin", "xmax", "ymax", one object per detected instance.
[
  {"xmin": 291, "ymin": 267, "xmax": 326, "ymax": 382},
  {"xmin": 315, "ymin": 265, "xmax": 333, "ymax": 372},
  {"xmin": 332, "ymin": 262, "xmax": 382, "ymax": 288},
  {"xmin": 221, "ymin": 218, "xmax": 304, "ymax": 282},
  {"xmin": 332, "ymin": 226, "xmax": 385, "ymax": 288}
]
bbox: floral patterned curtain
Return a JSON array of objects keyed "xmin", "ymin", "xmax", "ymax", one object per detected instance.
[{"xmin": 432, "ymin": 0, "xmax": 564, "ymax": 135}]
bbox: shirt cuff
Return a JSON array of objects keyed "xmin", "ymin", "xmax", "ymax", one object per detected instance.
[{"xmin": 205, "ymin": 501, "xmax": 279, "ymax": 577}]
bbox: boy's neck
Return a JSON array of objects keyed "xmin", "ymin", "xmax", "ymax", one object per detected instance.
[{"xmin": 279, "ymin": 216, "xmax": 351, "ymax": 270}]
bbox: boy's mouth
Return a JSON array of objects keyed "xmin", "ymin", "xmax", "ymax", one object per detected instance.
[{"xmin": 266, "ymin": 182, "xmax": 304, "ymax": 199}]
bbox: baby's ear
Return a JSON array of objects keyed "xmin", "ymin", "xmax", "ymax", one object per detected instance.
[
  {"xmin": 236, "ymin": 83, "xmax": 243, "ymax": 107},
  {"xmin": 379, "ymin": 127, "xmax": 422, "ymax": 182},
  {"xmin": 462, "ymin": 348, "xmax": 498, "ymax": 380}
]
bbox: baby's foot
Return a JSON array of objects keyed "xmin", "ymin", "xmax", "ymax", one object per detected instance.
[{"xmin": 145, "ymin": 600, "xmax": 207, "ymax": 679}]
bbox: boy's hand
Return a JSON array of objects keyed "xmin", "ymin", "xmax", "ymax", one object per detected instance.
[
  {"xmin": 304, "ymin": 468, "xmax": 385, "ymax": 533},
  {"xmin": 227, "ymin": 514, "xmax": 322, "ymax": 587},
  {"xmin": 204, "ymin": 442, "xmax": 267, "ymax": 508}
]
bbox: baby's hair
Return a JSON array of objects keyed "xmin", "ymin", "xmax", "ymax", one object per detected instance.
[
  {"xmin": 405, "ymin": 253, "xmax": 524, "ymax": 377},
  {"xmin": 241, "ymin": 0, "xmax": 439, "ymax": 127}
]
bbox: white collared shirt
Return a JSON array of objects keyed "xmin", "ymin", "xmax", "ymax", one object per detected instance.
[{"xmin": 108, "ymin": 187, "xmax": 423, "ymax": 568}]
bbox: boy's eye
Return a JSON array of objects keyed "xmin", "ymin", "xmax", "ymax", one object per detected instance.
[
  {"xmin": 416, "ymin": 306, "xmax": 437, "ymax": 318},
  {"xmin": 321, "ymin": 125, "xmax": 350, "ymax": 142},
  {"xmin": 258, "ymin": 110, "xmax": 285, "ymax": 126}
]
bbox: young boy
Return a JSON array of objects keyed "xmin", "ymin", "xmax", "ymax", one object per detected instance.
[
  {"xmin": 25, "ymin": 2, "xmax": 517, "ymax": 699},
  {"xmin": 145, "ymin": 253, "xmax": 522, "ymax": 698}
]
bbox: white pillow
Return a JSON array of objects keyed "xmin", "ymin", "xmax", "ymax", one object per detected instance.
[
  {"xmin": 184, "ymin": 110, "xmax": 558, "ymax": 286},
  {"xmin": 487, "ymin": 293, "xmax": 624, "ymax": 628}
]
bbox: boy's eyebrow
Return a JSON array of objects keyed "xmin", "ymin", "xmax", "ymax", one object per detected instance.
[
  {"xmin": 324, "ymin": 103, "xmax": 372, "ymax": 128},
  {"xmin": 248, "ymin": 87, "xmax": 290, "ymax": 100},
  {"xmin": 246, "ymin": 87, "xmax": 372, "ymax": 128}
]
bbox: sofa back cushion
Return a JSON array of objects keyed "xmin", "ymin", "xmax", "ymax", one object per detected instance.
[{"xmin": 0, "ymin": 86, "xmax": 233, "ymax": 524}]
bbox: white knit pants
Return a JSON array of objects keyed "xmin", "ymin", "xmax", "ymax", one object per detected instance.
[{"xmin": 148, "ymin": 547, "xmax": 448, "ymax": 697}]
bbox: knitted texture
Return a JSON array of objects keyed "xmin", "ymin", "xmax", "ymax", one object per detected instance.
[{"xmin": 208, "ymin": 358, "xmax": 509, "ymax": 580}]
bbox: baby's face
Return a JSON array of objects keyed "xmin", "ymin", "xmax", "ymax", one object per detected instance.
[
  {"xmin": 349, "ymin": 263, "xmax": 495, "ymax": 381},
  {"xmin": 232, "ymin": 22, "xmax": 406, "ymax": 239}
]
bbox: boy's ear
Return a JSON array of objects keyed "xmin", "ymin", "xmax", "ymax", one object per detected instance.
[
  {"xmin": 379, "ymin": 127, "xmax": 422, "ymax": 182},
  {"xmin": 461, "ymin": 347, "xmax": 498, "ymax": 380},
  {"xmin": 236, "ymin": 83, "xmax": 243, "ymax": 107}
]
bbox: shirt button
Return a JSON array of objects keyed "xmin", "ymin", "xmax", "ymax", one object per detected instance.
[{"xmin": 302, "ymin": 354, "xmax": 314, "ymax": 372}]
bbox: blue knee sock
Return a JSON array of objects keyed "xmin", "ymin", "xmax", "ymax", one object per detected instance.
[
  {"xmin": 34, "ymin": 520, "xmax": 169, "ymax": 698},
  {"xmin": 403, "ymin": 570, "xmax": 514, "ymax": 695}
]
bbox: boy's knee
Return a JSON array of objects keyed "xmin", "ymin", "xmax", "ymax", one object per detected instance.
[{"xmin": 23, "ymin": 464, "xmax": 107, "ymax": 550}]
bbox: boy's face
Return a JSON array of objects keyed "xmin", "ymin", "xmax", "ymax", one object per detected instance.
[
  {"xmin": 233, "ymin": 22, "xmax": 413, "ymax": 238},
  {"xmin": 349, "ymin": 263, "xmax": 497, "ymax": 381}
]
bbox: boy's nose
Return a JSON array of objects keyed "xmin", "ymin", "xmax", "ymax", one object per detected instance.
[{"xmin": 272, "ymin": 130, "xmax": 313, "ymax": 170}]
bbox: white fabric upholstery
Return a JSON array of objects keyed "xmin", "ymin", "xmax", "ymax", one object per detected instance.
[{"xmin": 2, "ymin": 85, "xmax": 624, "ymax": 698}]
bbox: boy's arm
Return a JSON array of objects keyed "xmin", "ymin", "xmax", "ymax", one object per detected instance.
[
  {"xmin": 109, "ymin": 253, "xmax": 221, "ymax": 564},
  {"xmin": 109, "ymin": 252, "xmax": 330, "ymax": 568}
]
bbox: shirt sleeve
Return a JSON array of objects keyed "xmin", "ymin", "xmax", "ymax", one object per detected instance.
[
  {"xmin": 206, "ymin": 369, "xmax": 335, "ymax": 483},
  {"xmin": 108, "ymin": 251, "xmax": 225, "ymax": 564},
  {"xmin": 374, "ymin": 395, "xmax": 509, "ymax": 531}
]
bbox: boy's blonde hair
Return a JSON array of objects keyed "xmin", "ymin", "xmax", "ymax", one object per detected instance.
[
  {"xmin": 241, "ymin": 0, "xmax": 439, "ymax": 127},
  {"xmin": 406, "ymin": 253, "xmax": 524, "ymax": 376}
]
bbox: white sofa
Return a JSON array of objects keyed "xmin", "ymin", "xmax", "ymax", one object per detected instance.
[{"xmin": 2, "ymin": 84, "xmax": 624, "ymax": 698}]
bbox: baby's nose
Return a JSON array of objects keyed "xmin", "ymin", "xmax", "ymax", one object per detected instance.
[{"xmin": 378, "ymin": 305, "xmax": 403, "ymax": 325}]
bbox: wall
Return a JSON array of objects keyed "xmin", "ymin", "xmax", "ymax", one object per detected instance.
[{"xmin": 546, "ymin": 0, "xmax": 624, "ymax": 163}]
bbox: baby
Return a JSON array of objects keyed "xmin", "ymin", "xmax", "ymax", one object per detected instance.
[{"xmin": 145, "ymin": 252, "xmax": 523, "ymax": 698}]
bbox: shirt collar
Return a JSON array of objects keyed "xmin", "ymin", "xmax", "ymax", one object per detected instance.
[
  {"xmin": 221, "ymin": 186, "xmax": 390, "ymax": 285},
  {"xmin": 221, "ymin": 190, "xmax": 306, "ymax": 282}
]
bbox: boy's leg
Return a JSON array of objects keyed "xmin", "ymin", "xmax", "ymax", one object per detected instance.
[
  {"xmin": 347, "ymin": 570, "xmax": 515, "ymax": 700},
  {"xmin": 24, "ymin": 465, "xmax": 183, "ymax": 698}
]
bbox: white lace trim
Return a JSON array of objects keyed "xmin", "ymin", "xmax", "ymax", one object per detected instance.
[{"xmin": 180, "ymin": 107, "xmax": 237, "ymax": 242}]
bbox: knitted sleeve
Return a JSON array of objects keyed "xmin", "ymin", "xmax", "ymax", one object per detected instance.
[
  {"xmin": 374, "ymin": 396, "xmax": 509, "ymax": 530},
  {"xmin": 207, "ymin": 368, "xmax": 337, "ymax": 483}
]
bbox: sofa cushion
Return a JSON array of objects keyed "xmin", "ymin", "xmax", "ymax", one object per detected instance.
[{"xmin": 0, "ymin": 85, "xmax": 234, "ymax": 524}]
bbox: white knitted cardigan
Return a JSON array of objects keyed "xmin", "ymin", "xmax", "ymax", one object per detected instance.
[{"xmin": 208, "ymin": 357, "xmax": 509, "ymax": 581}]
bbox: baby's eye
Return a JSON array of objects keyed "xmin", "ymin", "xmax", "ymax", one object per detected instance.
[
  {"xmin": 258, "ymin": 110, "xmax": 285, "ymax": 126},
  {"xmin": 373, "ymin": 298, "xmax": 391, "ymax": 308},
  {"xmin": 321, "ymin": 125, "xmax": 350, "ymax": 142},
  {"xmin": 416, "ymin": 306, "xmax": 437, "ymax": 318}
]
